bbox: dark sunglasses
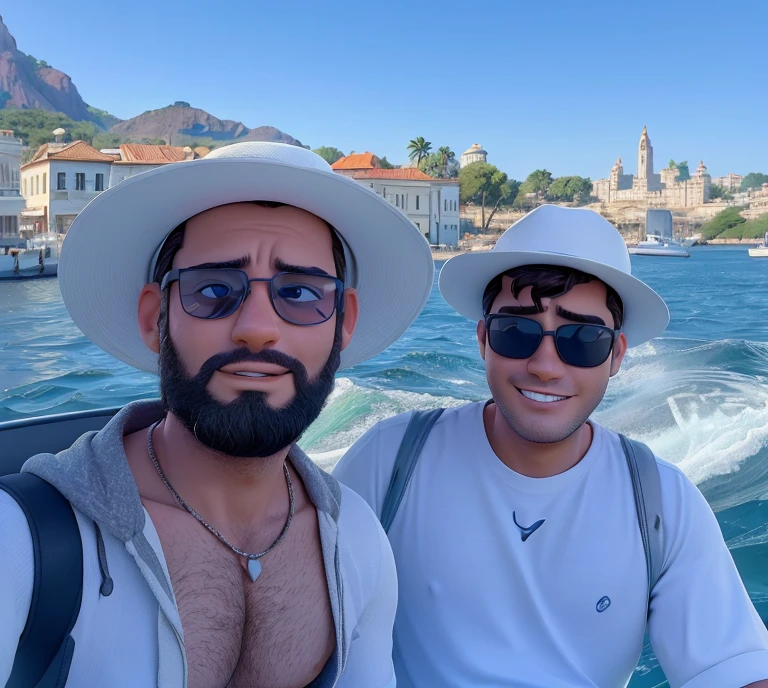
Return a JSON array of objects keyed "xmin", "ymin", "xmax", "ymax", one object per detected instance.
[
  {"xmin": 160, "ymin": 268, "xmax": 344, "ymax": 326},
  {"xmin": 484, "ymin": 314, "xmax": 619, "ymax": 368}
]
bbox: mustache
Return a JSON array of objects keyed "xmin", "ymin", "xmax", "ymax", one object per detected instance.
[{"xmin": 193, "ymin": 347, "xmax": 308, "ymax": 386}]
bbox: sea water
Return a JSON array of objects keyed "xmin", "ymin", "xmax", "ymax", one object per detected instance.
[{"xmin": 2, "ymin": 245, "xmax": 767, "ymax": 686}]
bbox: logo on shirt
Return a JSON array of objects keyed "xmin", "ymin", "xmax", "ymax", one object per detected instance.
[
  {"xmin": 596, "ymin": 596, "xmax": 611, "ymax": 613},
  {"xmin": 512, "ymin": 511, "xmax": 545, "ymax": 542}
]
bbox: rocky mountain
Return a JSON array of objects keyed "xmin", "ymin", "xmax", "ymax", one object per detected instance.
[
  {"xmin": 110, "ymin": 105, "xmax": 305, "ymax": 148},
  {"xmin": 0, "ymin": 16, "xmax": 305, "ymax": 148},
  {"xmin": 0, "ymin": 15, "xmax": 98, "ymax": 123}
]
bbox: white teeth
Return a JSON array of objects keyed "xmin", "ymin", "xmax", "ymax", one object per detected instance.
[
  {"xmin": 520, "ymin": 389, "xmax": 567, "ymax": 403},
  {"xmin": 234, "ymin": 371, "xmax": 270, "ymax": 378}
]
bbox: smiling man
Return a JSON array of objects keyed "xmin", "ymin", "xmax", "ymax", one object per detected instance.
[
  {"xmin": 0, "ymin": 142, "xmax": 434, "ymax": 687},
  {"xmin": 334, "ymin": 205, "xmax": 768, "ymax": 687}
]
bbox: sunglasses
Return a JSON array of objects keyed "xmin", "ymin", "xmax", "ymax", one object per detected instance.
[
  {"xmin": 484, "ymin": 314, "xmax": 619, "ymax": 368},
  {"xmin": 160, "ymin": 268, "xmax": 343, "ymax": 326}
]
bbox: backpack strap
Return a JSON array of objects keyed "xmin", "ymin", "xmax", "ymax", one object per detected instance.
[
  {"xmin": 619, "ymin": 435, "xmax": 664, "ymax": 610},
  {"xmin": 0, "ymin": 473, "xmax": 83, "ymax": 688},
  {"xmin": 381, "ymin": 409, "xmax": 445, "ymax": 533}
]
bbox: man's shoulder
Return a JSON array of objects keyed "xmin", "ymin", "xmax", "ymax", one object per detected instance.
[
  {"xmin": 346, "ymin": 402, "xmax": 481, "ymax": 457},
  {"xmin": 593, "ymin": 423, "xmax": 704, "ymax": 507}
]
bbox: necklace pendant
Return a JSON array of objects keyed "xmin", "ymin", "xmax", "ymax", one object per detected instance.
[{"xmin": 247, "ymin": 558, "xmax": 262, "ymax": 582}]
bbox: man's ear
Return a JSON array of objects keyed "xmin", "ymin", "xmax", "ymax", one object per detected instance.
[
  {"xmin": 477, "ymin": 319, "xmax": 487, "ymax": 361},
  {"xmin": 138, "ymin": 283, "xmax": 162, "ymax": 354},
  {"xmin": 339, "ymin": 288, "xmax": 359, "ymax": 352},
  {"xmin": 609, "ymin": 332, "xmax": 628, "ymax": 377}
]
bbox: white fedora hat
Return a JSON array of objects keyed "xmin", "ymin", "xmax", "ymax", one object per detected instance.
[
  {"xmin": 59, "ymin": 141, "xmax": 434, "ymax": 373},
  {"xmin": 439, "ymin": 204, "xmax": 669, "ymax": 347}
]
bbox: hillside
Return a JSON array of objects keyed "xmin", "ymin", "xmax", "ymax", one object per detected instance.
[
  {"xmin": 0, "ymin": 17, "xmax": 305, "ymax": 152},
  {"xmin": 0, "ymin": 15, "xmax": 109, "ymax": 125},
  {"xmin": 110, "ymin": 104, "xmax": 305, "ymax": 148}
]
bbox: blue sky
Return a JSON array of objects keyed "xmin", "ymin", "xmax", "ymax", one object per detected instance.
[{"xmin": 7, "ymin": 0, "xmax": 766, "ymax": 180}]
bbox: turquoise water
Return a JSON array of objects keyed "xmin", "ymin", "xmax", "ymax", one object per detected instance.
[{"xmin": 2, "ymin": 246, "xmax": 767, "ymax": 686}]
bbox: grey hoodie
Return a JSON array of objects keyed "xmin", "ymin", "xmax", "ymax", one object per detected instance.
[{"xmin": 0, "ymin": 400, "xmax": 397, "ymax": 687}]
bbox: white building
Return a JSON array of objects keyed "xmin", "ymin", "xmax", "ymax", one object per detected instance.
[
  {"xmin": 21, "ymin": 141, "xmax": 203, "ymax": 235},
  {"xmin": 460, "ymin": 143, "xmax": 487, "ymax": 168},
  {"xmin": 345, "ymin": 167, "xmax": 460, "ymax": 246},
  {"xmin": 711, "ymin": 173, "xmax": 743, "ymax": 192},
  {"xmin": 0, "ymin": 130, "xmax": 25, "ymax": 241}
]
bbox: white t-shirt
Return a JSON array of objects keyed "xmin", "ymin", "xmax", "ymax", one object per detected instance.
[{"xmin": 333, "ymin": 401, "xmax": 768, "ymax": 688}]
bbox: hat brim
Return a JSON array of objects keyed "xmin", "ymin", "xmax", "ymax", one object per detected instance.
[
  {"xmin": 59, "ymin": 158, "xmax": 434, "ymax": 373},
  {"xmin": 438, "ymin": 250, "xmax": 669, "ymax": 347}
]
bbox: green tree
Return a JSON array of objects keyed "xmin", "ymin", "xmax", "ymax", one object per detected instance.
[
  {"xmin": 514, "ymin": 169, "xmax": 554, "ymax": 207},
  {"xmin": 459, "ymin": 162, "xmax": 519, "ymax": 230},
  {"xmin": 378, "ymin": 156, "xmax": 395, "ymax": 169},
  {"xmin": 92, "ymin": 132, "xmax": 122, "ymax": 150},
  {"xmin": 312, "ymin": 146, "xmax": 345, "ymax": 165},
  {"xmin": 547, "ymin": 176, "xmax": 593, "ymax": 204},
  {"xmin": 0, "ymin": 110, "xmax": 101, "ymax": 150},
  {"xmin": 700, "ymin": 207, "xmax": 747, "ymax": 240},
  {"xmin": 437, "ymin": 146, "xmax": 455, "ymax": 178},
  {"xmin": 668, "ymin": 159, "xmax": 678, "ymax": 169},
  {"xmin": 407, "ymin": 136, "xmax": 431, "ymax": 166},
  {"xmin": 719, "ymin": 213, "xmax": 768, "ymax": 239},
  {"xmin": 740, "ymin": 172, "xmax": 768, "ymax": 192},
  {"xmin": 709, "ymin": 184, "xmax": 733, "ymax": 201},
  {"xmin": 171, "ymin": 101, "xmax": 191, "ymax": 108},
  {"xmin": 419, "ymin": 153, "xmax": 442, "ymax": 178},
  {"xmin": 675, "ymin": 161, "xmax": 691, "ymax": 182}
]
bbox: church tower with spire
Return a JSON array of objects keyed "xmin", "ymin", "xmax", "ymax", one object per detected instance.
[{"xmin": 637, "ymin": 126, "xmax": 653, "ymax": 185}]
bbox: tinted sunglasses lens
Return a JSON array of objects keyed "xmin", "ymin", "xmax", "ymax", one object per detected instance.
[
  {"xmin": 272, "ymin": 273, "xmax": 340, "ymax": 325},
  {"xmin": 556, "ymin": 325, "xmax": 614, "ymax": 367},
  {"xmin": 177, "ymin": 269, "xmax": 246, "ymax": 319},
  {"xmin": 487, "ymin": 316, "xmax": 543, "ymax": 359}
]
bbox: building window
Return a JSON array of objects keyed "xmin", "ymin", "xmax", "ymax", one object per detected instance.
[
  {"xmin": 57, "ymin": 172, "xmax": 66, "ymax": 190},
  {"xmin": 415, "ymin": 222, "xmax": 420, "ymax": 230},
  {"xmin": 416, "ymin": 196, "xmax": 420, "ymax": 210},
  {"xmin": 75, "ymin": 173, "xmax": 85, "ymax": 191},
  {"xmin": 95, "ymin": 173, "xmax": 104, "ymax": 192},
  {"xmin": 42, "ymin": 173, "xmax": 47, "ymax": 193},
  {"xmin": 22, "ymin": 178, "xmax": 26, "ymax": 196},
  {"xmin": 444, "ymin": 199, "xmax": 448, "ymax": 211},
  {"xmin": 383, "ymin": 188, "xmax": 386, "ymax": 198}
]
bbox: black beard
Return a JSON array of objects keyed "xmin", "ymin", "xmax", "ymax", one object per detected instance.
[{"xmin": 158, "ymin": 328, "xmax": 341, "ymax": 459}]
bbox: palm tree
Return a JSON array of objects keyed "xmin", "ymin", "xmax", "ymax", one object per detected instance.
[
  {"xmin": 407, "ymin": 137, "xmax": 432, "ymax": 166},
  {"xmin": 438, "ymin": 146, "xmax": 455, "ymax": 178}
]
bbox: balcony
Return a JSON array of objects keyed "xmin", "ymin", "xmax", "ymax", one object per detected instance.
[{"xmin": 50, "ymin": 190, "xmax": 102, "ymax": 202}]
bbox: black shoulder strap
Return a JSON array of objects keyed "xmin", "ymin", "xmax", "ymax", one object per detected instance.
[
  {"xmin": 0, "ymin": 473, "xmax": 83, "ymax": 688},
  {"xmin": 381, "ymin": 409, "xmax": 444, "ymax": 533}
]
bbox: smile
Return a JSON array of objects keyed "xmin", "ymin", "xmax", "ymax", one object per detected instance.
[
  {"xmin": 233, "ymin": 371, "xmax": 273, "ymax": 378},
  {"xmin": 518, "ymin": 388, "xmax": 568, "ymax": 403}
]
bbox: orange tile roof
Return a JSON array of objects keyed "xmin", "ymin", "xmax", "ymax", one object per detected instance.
[
  {"xmin": 331, "ymin": 152, "xmax": 380, "ymax": 170},
  {"xmin": 351, "ymin": 168, "xmax": 438, "ymax": 181},
  {"xmin": 26, "ymin": 140, "xmax": 115, "ymax": 165},
  {"xmin": 117, "ymin": 144, "xmax": 191, "ymax": 164}
]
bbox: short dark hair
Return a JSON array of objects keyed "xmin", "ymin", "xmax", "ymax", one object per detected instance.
[
  {"xmin": 151, "ymin": 201, "xmax": 347, "ymax": 284},
  {"xmin": 482, "ymin": 264, "xmax": 624, "ymax": 329}
]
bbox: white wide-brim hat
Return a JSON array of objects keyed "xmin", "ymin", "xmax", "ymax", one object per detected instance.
[
  {"xmin": 59, "ymin": 142, "xmax": 434, "ymax": 373},
  {"xmin": 439, "ymin": 204, "xmax": 669, "ymax": 347}
]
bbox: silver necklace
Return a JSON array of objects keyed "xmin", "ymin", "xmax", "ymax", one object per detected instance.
[{"xmin": 146, "ymin": 420, "xmax": 295, "ymax": 582}]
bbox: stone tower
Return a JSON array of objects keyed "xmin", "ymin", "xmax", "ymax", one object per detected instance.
[{"xmin": 637, "ymin": 126, "xmax": 654, "ymax": 184}]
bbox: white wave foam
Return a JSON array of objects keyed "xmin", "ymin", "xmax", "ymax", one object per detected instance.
[{"xmin": 301, "ymin": 377, "xmax": 468, "ymax": 468}]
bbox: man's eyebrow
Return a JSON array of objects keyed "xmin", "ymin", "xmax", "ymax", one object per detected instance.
[
  {"xmin": 497, "ymin": 305, "xmax": 541, "ymax": 315},
  {"xmin": 556, "ymin": 305, "xmax": 605, "ymax": 326},
  {"xmin": 185, "ymin": 256, "xmax": 250, "ymax": 270},
  {"xmin": 275, "ymin": 258, "xmax": 332, "ymax": 277}
]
